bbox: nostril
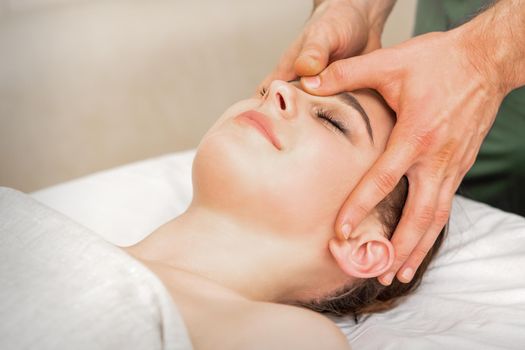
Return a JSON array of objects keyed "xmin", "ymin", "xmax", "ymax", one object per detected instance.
[{"xmin": 278, "ymin": 93, "xmax": 286, "ymax": 110}]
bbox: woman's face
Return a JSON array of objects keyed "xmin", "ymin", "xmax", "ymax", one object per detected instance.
[{"xmin": 192, "ymin": 80, "xmax": 395, "ymax": 238}]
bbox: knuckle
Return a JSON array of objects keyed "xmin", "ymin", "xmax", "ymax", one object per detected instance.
[
  {"xmin": 464, "ymin": 152, "xmax": 478, "ymax": 172},
  {"xmin": 432, "ymin": 140, "xmax": 457, "ymax": 172},
  {"xmin": 394, "ymin": 250, "xmax": 411, "ymax": 263},
  {"xmin": 411, "ymin": 245, "xmax": 431, "ymax": 262},
  {"xmin": 434, "ymin": 208, "xmax": 451, "ymax": 226},
  {"xmin": 413, "ymin": 205, "xmax": 435, "ymax": 233},
  {"xmin": 409, "ymin": 130, "xmax": 436, "ymax": 152},
  {"xmin": 302, "ymin": 33, "xmax": 321, "ymax": 51},
  {"xmin": 330, "ymin": 61, "xmax": 349, "ymax": 81},
  {"xmin": 353, "ymin": 201, "xmax": 372, "ymax": 220},
  {"xmin": 372, "ymin": 171, "xmax": 399, "ymax": 197}
]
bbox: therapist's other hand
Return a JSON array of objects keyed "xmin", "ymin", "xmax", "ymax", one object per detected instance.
[
  {"xmin": 301, "ymin": 30, "xmax": 507, "ymax": 286},
  {"xmin": 258, "ymin": 0, "xmax": 394, "ymax": 93}
]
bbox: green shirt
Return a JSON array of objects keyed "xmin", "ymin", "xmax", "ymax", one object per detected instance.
[{"xmin": 415, "ymin": 0, "xmax": 525, "ymax": 216}]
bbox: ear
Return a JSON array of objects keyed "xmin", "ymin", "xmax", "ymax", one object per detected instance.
[{"xmin": 328, "ymin": 233, "xmax": 394, "ymax": 278}]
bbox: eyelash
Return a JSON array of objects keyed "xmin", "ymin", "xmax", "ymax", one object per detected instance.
[
  {"xmin": 259, "ymin": 86, "xmax": 347, "ymax": 135},
  {"xmin": 316, "ymin": 108, "xmax": 347, "ymax": 134}
]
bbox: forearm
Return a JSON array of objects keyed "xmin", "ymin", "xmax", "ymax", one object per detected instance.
[{"xmin": 458, "ymin": 0, "xmax": 525, "ymax": 94}]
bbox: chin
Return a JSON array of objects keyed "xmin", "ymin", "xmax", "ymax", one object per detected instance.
[
  {"xmin": 192, "ymin": 119, "xmax": 275, "ymax": 212},
  {"xmin": 191, "ymin": 126, "xmax": 302, "ymax": 232}
]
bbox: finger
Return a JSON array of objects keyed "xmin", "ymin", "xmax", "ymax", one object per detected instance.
[
  {"xmin": 257, "ymin": 36, "xmax": 304, "ymax": 94},
  {"xmin": 378, "ymin": 172, "xmax": 442, "ymax": 286},
  {"xmin": 395, "ymin": 176, "xmax": 456, "ymax": 283},
  {"xmin": 294, "ymin": 30, "xmax": 331, "ymax": 77},
  {"xmin": 335, "ymin": 130, "xmax": 418, "ymax": 241},
  {"xmin": 300, "ymin": 49, "xmax": 388, "ymax": 95}
]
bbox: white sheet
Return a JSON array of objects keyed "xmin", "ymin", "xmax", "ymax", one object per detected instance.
[{"xmin": 32, "ymin": 149, "xmax": 525, "ymax": 349}]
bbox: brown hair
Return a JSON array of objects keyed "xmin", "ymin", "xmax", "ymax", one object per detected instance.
[{"xmin": 290, "ymin": 176, "xmax": 447, "ymax": 319}]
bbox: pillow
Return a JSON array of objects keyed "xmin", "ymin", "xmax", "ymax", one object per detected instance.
[
  {"xmin": 32, "ymin": 150, "xmax": 195, "ymax": 247},
  {"xmin": 336, "ymin": 195, "xmax": 525, "ymax": 349},
  {"xmin": 31, "ymin": 149, "xmax": 525, "ymax": 349}
]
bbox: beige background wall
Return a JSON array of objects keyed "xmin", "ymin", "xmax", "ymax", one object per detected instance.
[{"xmin": 0, "ymin": 0, "xmax": 416, "ymax": 192}]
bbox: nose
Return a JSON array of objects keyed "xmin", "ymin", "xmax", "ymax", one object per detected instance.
[{"xmin": 267, "ymin": 80, "xmax": 296, "ymax": 119}]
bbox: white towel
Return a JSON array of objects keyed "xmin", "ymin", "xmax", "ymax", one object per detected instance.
[{"xmin": 0, "ymin": 187, "xmax": 193, "ymax": 350}]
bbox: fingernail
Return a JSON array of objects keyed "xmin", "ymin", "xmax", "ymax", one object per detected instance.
[
  {"xmin": 302, "ymin": 76, "xmax": 320, "ymax": 89},
  {"xmin": 382, "ymin": 272, "xmax": 395, "ymax": 286},
  {"xmin": 341, "ymin": 223, "xmax": 351, "ymax": 240},
  {"xmin": 401, "ymin": 268, "xmax": 414, "ymax": 282}
]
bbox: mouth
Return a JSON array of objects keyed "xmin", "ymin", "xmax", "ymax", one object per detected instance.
[{"xmin": 234, "ymin": 110, "xmax": 282, "ymax": 150}]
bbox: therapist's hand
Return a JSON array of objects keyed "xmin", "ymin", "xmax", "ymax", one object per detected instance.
[
  {"xmin": 301, "ymin": 28, "xmax": 510, "ymax": 286},
  {"xmin": 258, "ymin": 0, "xmax": 395, "ymax": 92}
]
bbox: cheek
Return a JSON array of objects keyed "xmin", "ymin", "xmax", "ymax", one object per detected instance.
[
  {"xmin": 192, "ymin": 98, "xmax": 261, "ymax": 196},
  {"xmin": 192, "ymin": 98, "xmax": 301, "ymax": 229},
  {"xmin": 192, "ymin": 102, "xmax": 379, "ymax": 234},
  {"xmin": 203, "ymin": 99, "xmax": 256, "ymax": 134},
  {"xmin": 276, "ymin": 133, "xmax": 365, "ymax": 227},
  {"xmin": 285, "ymin": 127, "xmax": 382, "ymax": 223}
]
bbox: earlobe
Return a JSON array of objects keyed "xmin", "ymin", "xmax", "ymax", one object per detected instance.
[{"xmin": 328, "ymin": 234, "xmax": 394, "ymax": 278}]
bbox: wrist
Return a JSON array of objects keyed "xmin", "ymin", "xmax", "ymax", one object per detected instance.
[
  {"xmin": 362, "ymin": 0, "xmax": 396, "ymax": 36},
  {"xmin": 313, "ymin": 0, "xmax": 395, "ymax": 29}
]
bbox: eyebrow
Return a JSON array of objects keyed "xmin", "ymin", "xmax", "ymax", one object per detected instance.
[
  {"xmin": 288, "ymin": 79, "xmax": 374, "ymax": 144},
  {"xmin": 336, "ymin": 92, "xmax": 374, "ymax": 145}
]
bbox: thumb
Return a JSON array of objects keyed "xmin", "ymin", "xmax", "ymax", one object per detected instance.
[
  {"xmin": 294, "ymin": 33, "xmax": 331, "ymax": 77},
  {"xmin": 301, "ymin": 49, "xmax": 386, "ymax": 95}
]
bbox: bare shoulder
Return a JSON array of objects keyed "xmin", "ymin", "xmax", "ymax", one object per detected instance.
[{"xmin": 234, "ymin": 302, "xmax": 351, "ymax": 350}]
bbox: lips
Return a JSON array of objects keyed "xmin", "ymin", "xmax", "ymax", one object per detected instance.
[{"xmin": 234, "ymin": 110, "xmax": 282, "ymax": 150}]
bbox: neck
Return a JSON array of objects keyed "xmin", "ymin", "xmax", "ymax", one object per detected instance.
[{"xmin": 123, "ymin": 202, "xmax": 345, "ymax": 304}]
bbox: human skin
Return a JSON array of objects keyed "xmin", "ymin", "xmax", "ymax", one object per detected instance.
[
  {"xmin": 125, "ymin": 80, "xmax": 397, "ymax": 306},
  {"xmin": 258, "ymin": 0, "xmax": 393, "ymax": 90},
  {"xmin": 263, "ymin": 0, "xmax": 525, "ymax": 286}
]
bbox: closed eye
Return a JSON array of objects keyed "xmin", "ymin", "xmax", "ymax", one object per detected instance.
[{"xmin": 316, "ymin": 108, "xmax": 348, "ymax": 135}]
